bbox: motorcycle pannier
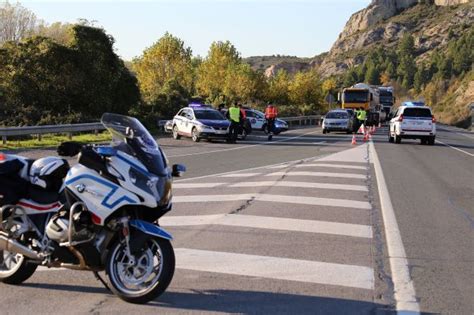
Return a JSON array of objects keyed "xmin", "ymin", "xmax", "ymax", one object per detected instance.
[{"xmin": 0, "ymin": 157, "xmax": 29, "ymax": 206}]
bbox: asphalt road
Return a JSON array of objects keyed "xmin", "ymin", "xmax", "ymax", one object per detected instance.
[{"xmin": 1, "ymin": 125, "xmax": 472, "ymax": 314}]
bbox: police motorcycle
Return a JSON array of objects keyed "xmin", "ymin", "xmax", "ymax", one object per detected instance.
[{"xmin": 0, "ymin": 113, "xmax": 185, "ymax": 304}]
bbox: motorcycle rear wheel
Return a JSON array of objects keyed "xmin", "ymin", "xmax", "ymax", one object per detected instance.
[
  {"xmin": 106, "ymin": 236, "xmax": 175, "ymax": 304},
  {"xmin": 0, "ymin": 250, "xmax": 37, "ymax": 284}
]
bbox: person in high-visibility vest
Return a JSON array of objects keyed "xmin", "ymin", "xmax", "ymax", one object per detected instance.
[
  {"xmin": 226, "ymin": 102, "xmax": 243, "ymax": 143},
  {"xmin": 265, "ymin": 103, "xmax": 278, "ymax": 141},
  {"xmin": 355, "ymin": 107, "xmax": 367, "ymax": 133}
]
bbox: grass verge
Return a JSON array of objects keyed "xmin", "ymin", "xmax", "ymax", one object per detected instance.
[{"xmin": 0, "ymin": 132, "xmax": 112, "ymax": 150}]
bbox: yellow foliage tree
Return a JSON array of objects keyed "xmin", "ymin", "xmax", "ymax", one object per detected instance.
[{"xmin": 133, "ymin": 32, "xmax": 193, "ymax": 104}]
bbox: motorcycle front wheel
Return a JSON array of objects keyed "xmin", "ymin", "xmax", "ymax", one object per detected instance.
[{"xmin": 106, "ymin": 236, "xmax": 175, "ymax": 304}]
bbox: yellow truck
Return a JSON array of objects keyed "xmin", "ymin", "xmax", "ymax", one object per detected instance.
[{"xmin": 338, "ymin": 83, "xmax": 382, "ymax": 126}]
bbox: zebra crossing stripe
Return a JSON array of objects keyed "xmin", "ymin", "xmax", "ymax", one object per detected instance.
[
  {"xmin": 230, "ymin": 181, "xmax": 368, "ymax": 192},
  {"xmin": 173, "ymin": 181, "xmax": 367, "ymax": 191},
  {"xmin": 175, "ymin": 248, "xmax": 374, "ymax": 290},
  {"xmin": 161, "ymin": 214, "xmax": 373, "ymax": 238},
  {"xmin": 220, "ymin": 173, "xmax": 261, "ymax": 178},
  {"xmin": 265, "ymin": 171, "xmax": 366, "ymax": 179},
  {"xmin": 294, "ymin": 163, "xmax": 366, "ymax": 170},
  {"xmin": 173, "ymin": 183, "xmax": 225, "ymax": 189},
  {"xmin": 173, "ymin": 193, "xmax": 371, "ymax": 209}
]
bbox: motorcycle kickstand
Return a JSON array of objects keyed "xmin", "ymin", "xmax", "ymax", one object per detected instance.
[{"xmin": 93, "ymin": 271, "xmax": 111, "ymax": 292}]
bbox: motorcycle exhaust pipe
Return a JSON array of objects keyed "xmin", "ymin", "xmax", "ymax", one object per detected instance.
[{"xmin": 0, "ymin": 232, "xmax": 41, "ymax": 260}]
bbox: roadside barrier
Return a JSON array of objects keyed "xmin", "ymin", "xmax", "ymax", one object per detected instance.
[{"xmin": 0, "ymin": 123, "xmax": 105, "ymax": 144}]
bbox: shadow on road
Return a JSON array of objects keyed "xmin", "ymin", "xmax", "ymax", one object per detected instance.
[
  {"xmin": 21, "ymin": 282, "xmax": 109, "ymax": 294},
  {"xmin": 148, "ymin": 289, "xmax": 396, "ymax": 314}
]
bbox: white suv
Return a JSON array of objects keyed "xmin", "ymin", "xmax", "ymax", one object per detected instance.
[{"xmin": 389, "ymin": 104, "xmax": 436, "ymax": 145}]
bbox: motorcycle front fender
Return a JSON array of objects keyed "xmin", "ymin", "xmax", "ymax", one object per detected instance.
[{"xmin": 129, "ymin": 219, "xmax": 173, "ymax": 241}]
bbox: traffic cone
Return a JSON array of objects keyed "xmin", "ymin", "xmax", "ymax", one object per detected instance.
[
  {"xmin": 363, "ymin": 132, "xmax": 368, "ymax": 141},
  {"xmin": 357, "ymin": 124, "xmax": 365, "ymax": 134},
  {"xmin": 351, "ymin": 134, "xmax": 357, "ymax": 145}
]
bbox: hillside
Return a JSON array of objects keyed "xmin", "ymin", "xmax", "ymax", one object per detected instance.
[{"xmin": 319, "ymin": 0, "xmax": 473, "ymax": 77}]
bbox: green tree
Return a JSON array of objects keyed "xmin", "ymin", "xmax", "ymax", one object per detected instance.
[
  {"xmin": 343, "ymin": 68, "xmax": 359, "ymax": 87},
  {"xmin": 196, "ymin": 41, "xmax": 240, "ymax": 103},
  {"xmin": 365, "ymin": 65, "xmax": 380, "ymax": 85},
  {"xmin": 223, "ymin": 63, "xmax": 258, "ymax": 103},
  {"xmin": 267, "ymin": 69, "xmax": 290, "ymax": 104},
  {"xmin": 133, "ymin": 33, "xmax": 193, "ymax": 105},
  {"xmin": 0, "ymin": 25, "xmax": 139, "ymax": 126},
  {"xmin": 288, "ymin": 69, "xmax": 323, "ymax": 113},
  {"xmin": 397, "ymin": 34, "xmax": 416, "ymax": 89}
]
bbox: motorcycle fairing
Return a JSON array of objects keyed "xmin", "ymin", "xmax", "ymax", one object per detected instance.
[
  {"xmin": 65, "ymin": 165, "xmax": 140, "ymax": 225},
  {"xmin": 129, "ymin": 219, "xmax": 173, "ymax": 240}
]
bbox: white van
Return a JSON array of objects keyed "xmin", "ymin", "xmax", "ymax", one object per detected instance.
[{"xmin": 389, "ymin": 104, "xmax": 436, "ymax": 145}]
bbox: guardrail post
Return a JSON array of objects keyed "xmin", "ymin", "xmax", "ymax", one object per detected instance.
[
  {"xmin": 2, "ymin": 135, "xmax": 6, "ymax": 145},
  {"xmin": 37, "ymin": 134, "xmax": 42, "ymax": 141},
  {"xmin": 68, "ymin": 132, "xmax": 73, "ymax": 140},
  {"xmin": 94, "ymin": 129, "xmax": 99, "ymax": 136}
]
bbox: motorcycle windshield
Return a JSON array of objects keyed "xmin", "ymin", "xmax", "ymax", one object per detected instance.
[{"xmin": 101, "ymin": 113, "xmax": 168, "ymax": 176}]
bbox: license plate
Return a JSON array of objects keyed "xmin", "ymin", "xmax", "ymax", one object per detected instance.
[{"xmin": 215, "ymin": 130, "xmax": 227, "ymax": 134}]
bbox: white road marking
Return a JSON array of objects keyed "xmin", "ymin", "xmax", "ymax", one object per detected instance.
[
  {"xmin": 267, "ymin": 164, "xmax": 291, "ymax": 169},
  {"xmin": 319, "ymin": 143, "xmax": 372, "ymax": 164},
  {"xmin": 436, "ymin": 140, "xmax": 474, "ymax": 157},
  {"xmin": 369, "ymin": 141, "xmax": 420, "ymax": 314},
  {"xmin": 162, "ymin": 214, "xmax": 373, "ymax": 238},
  {"xmin": 231, "ymin": 181, "xmax": 368, "ymax": 192},
  {"xmin": 220, "ymin": 173, "xmax": 261, "ymax": 178},
  {"xmin": 173, "ymin": 183, "xmax": 225, "ymax": 189},
  {"xmin": 174, "ymin": 156, "xmax": 322, "ymax": 183},
  {"xmin": 265, "ymin": 171, "xmax": 365, "ymax": 179},
  {"xmin": 173, "ymin": 193, "xmax": 371, "ymax": 209},
  {"xmin": 168, "ymin": 129, "xmax": 321, "ymax": 158},
  {"xmin": 295, "ymin": 163, "xmax": 366, "ymax": 170},
  {"xmin": 173, "ymin": 181, "xmax": 367, "ymax": 191},
  {"xmin": 175, "ymin": 248, "xmax": 374, "ymax": 290}
]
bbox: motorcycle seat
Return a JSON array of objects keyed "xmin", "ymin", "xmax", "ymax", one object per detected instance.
[{"xmin": 27, "ymin": 185, "xmax": 60, "ymax": 205}]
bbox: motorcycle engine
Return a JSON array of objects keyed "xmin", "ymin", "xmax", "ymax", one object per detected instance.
[
  {"xmin": 46, "ymin": 210, "xmax": 94, "ymax": 243},
  {"xmin": 46, "ymin": 214, "xmax": 69, "ymax": 243}
]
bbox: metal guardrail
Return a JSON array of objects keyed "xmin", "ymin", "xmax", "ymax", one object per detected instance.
[
  {"xmin": 0, "ymin": 122, "xmax": 105, "ymax": 144},
  {"xmin": 281, "ymin": 115, "xmax": 322, "ymax": 126},
  {"xmin": 158, "ymin": 115, "xmax": 322, "ymax": 131},
  {"xmin": 0, "ymin": 115, "xmax": 322, "ymax": 144}
]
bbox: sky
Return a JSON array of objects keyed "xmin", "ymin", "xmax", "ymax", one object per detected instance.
[{"xmin": 20, "ymin": 0, "xmax": 371, "ymax": 60}]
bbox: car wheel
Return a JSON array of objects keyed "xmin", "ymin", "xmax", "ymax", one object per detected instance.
[
  {"xmin": 428, "ymin": 136, "xmax": 435, "ymax": 145},
  {"xmin": 262, "ymin": 124, "xmax": 268, "ymax": 134},
  {"xmin": 322, "ymin": 129, "xmax": 327, "ymax": 134},
  {"xmin": 191, "ymin": 128, "xmax": 201, "ymax": 142},
  {"xmin": 395, "ymin": 135, "xmax": 401, "ymax": 144},
  {"xmin": 241, "ymin": 129, "xmax": 247, "ymax": 140},
  {"xmin": 420, "ymin": 138, "xmax": 427, "ymax": 145},
  {"xmin": 172, "ymin": 126, "xmax": 181, "ymax": 140}
]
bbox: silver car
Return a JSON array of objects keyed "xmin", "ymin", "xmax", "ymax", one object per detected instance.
[{"xmin": 322, "ymin": 110, "xmax": 353, "ymax": 134}]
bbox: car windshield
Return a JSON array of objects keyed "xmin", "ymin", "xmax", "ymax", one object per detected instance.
[
  {"xmin": 403, "ymin": 108, "xmax": 432, "ymax": 118},
  {"xmin": 344, "ymin": 91, "xmax": 369, "ymax": 103},
  {"xmin": 326, "ymin": 112, "xmax": 348, "ymax": 119},
  {"xmin": 101, "ymin": 113, "xmax": 168, "ymax": 176},
  {"xmin": 194, "ymin": 110, "xmax": 225, "ymax": 120}
]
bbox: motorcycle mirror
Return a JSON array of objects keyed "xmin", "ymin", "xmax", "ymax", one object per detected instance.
[{"xmin": 172, "ymin": 164, "xmax": 186, "ymax": 177}]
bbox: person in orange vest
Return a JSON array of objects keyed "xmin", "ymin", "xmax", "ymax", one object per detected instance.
[{"xmin": 265, "ymin": 103, "xmax": 278, "ymax": 141}]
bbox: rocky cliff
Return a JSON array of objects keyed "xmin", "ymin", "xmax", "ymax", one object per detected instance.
[{"xmin": 318, "ymin": 0, "xmax": 473, "ymax": 77}]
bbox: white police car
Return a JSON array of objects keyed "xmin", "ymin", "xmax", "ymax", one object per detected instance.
[
  {"xmin": 172, "ymin": 104, "xmax": 230, "ymax": 142},
  {"xmin": 389, "ymin": 102, "xmax": 436, "ymax": 145},
  {"xmin": 244, "ymin": 109, "xmax": 288, "ymax": 134}
]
